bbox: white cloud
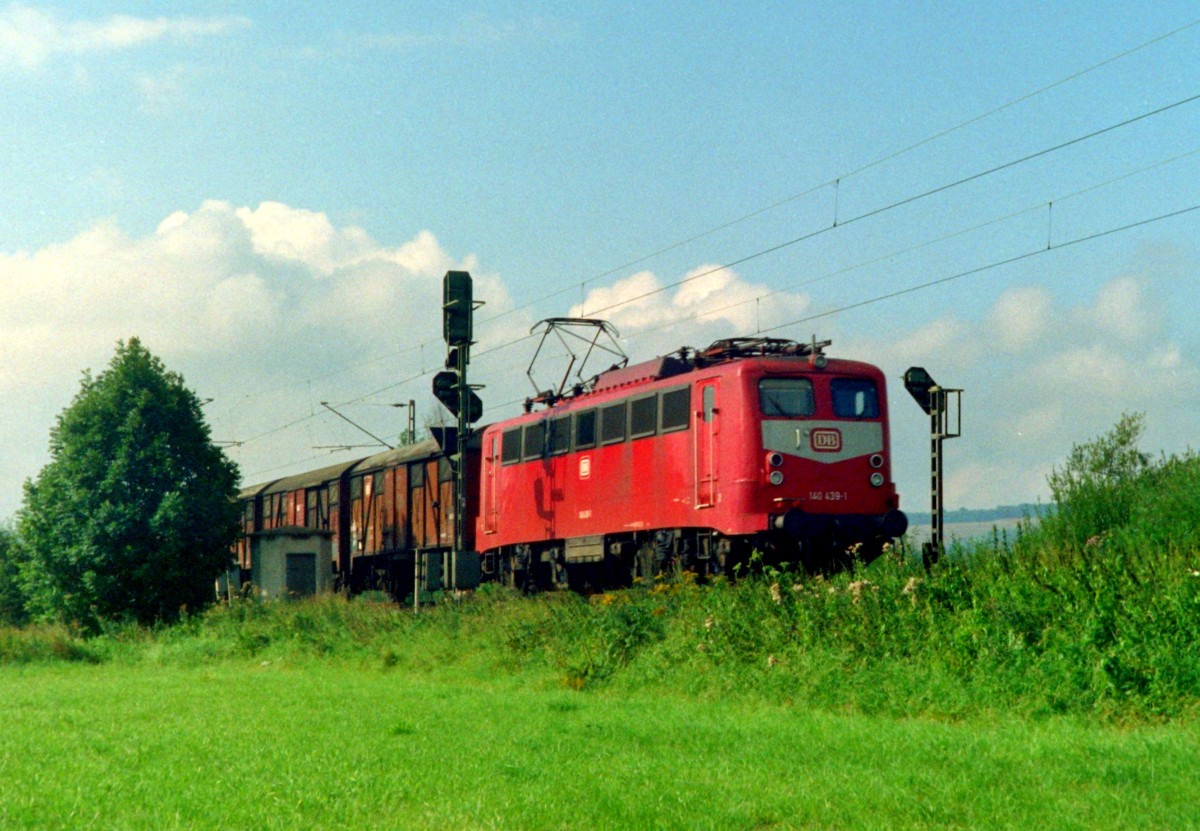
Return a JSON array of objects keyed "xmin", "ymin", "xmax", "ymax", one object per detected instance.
[
  {"xmin": 987, "ymin": 285, "xmax": 1051, "ymax": 351},
  {"xmin": 569, "ymin": 265, "xmax": 811, "ymax": 355},
  {"xmin": 1076, "ymin": 276, "xmax": 1159, "ymax": 343},
  {"xmin": 0, "ymin": 201, "xmax": 521, "ymax": 518},
  {"xmin": 2, "ymin": 204, "xmax": 1196, "ymax": 524},
  {"xmin": 136, "ymin": 64, "xmax": 188, "ymax": 112},
  {"xmin": 235, "ymin": 201, "xmax": 376, "ymax": 276},
  {"xmin": 0, "ymin": 4, "xmax": 250, "ymax": 69},
  {"xmin": 864, "ymin": 272, "xmax": 1200, "ymax": 511}
]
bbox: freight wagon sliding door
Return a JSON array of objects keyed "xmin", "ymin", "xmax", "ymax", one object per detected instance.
[{"xmin": 695, "ymin": 381, "xmax": 719, "ymax": 508}]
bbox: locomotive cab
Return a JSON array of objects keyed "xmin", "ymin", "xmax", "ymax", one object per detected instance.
[{"xmin": 751, "ymin": 358, "xmax": 907, "ymax": 569}]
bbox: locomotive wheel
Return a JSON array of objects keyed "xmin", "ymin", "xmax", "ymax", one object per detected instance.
[
  {"xmin": 630, "ymin": 543, "xmax": 658, "ymax": 582},
  {"xmin": 508, "ymin": 546, "xmax": 534, "ymax": 593}
]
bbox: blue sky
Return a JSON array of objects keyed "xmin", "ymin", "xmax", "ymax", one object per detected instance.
[{"xmin": 2, "ymin": 2, "xmax": 1199, "ymax": 521}]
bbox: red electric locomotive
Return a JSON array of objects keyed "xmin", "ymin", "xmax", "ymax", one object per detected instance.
[{"xmin": 475, "ymin": 337, "xmax": 907, "ymax": 589}]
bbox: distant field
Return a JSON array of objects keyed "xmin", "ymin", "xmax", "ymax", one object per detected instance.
[
  {"xmin": 2, "ymin": 660, "xmax": 1199, "ymax": 830},
  {"xmin": 906, "ymin": 516, "xmax": 1028, "ymax": 546}
]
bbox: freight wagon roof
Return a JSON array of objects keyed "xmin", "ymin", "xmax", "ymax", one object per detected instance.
[
  {"xmin": 352, "ymin": 438, "xmax": 445, "ymax": 472},
  {"xmin": 258, "ymin": 457, "xmax": 365, "ymax": 495},
  {"xmin": 237, "ymin": 480, "xmax": 277, "ymax": 501}
]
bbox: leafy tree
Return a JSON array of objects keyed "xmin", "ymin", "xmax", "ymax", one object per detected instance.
[
  {"xmin": 0, "ymin": 525, "xmax": 26, "ymax": 625},
  {"xmin": 17, "ymin": 339, "xmax": 240, "ymax": 628}
]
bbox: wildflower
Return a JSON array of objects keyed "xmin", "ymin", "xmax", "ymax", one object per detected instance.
[
  {"xmin": 902, "ymin": 576, "xmax": 920, "ymax": 606},
  {"xmin": 1191, "ymin": 570, "xmax": 1200, "ymax": 578},
  {"xmin": 767, "ymin": 654, "xmax": 778, "ymax": 668},
  {"xmin": 847, "ymin": 579, "xmax": 874, "ymax": 603},
  {"xmin": 697, "ymin": 642, "xmax": 707, "ymax": 653},
  {"xmin": 703, "ymin": 616, "xmax": 715, "ymax": 630},
  {"xmin": 769, "ymin": 582, "xmax": 783, "ymax": 605}
]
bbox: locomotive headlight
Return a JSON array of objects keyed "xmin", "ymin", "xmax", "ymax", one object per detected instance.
[
  {"xmin": 769, "ymin": 470, "xmax": 785, "ymax": 486},
  {"xmin": 870, "ymin": 472, "xmax": 885, "ymax": 487},
  {"xmin": 869, "ymin": 454, "xmax": 884, "ymax": 469}
]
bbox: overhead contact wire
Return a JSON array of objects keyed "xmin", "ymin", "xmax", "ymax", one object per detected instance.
[{"xmin": 219, "ymin": 20, "xmax": 1200, "ymax": 420}]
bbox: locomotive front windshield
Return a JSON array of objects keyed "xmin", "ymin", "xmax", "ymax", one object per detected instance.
[
  {"xmin": 759, "ymin": 378, "xmax": 815, "ymax": 417},
  {"xmin": 831, "ymin": 378, "xmax": 880, "ymax": 418},
  {"xmin": 759, "ymin": 377, "xmax": 880, "ymax": 418}
]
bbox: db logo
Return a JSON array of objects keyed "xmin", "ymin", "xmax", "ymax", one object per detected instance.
[{"xmin": 811, "ymin": 428, "xmax": 842, "ymax": 452}]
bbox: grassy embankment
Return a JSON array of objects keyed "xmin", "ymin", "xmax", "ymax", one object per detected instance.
[{"xmin": 2, "ymin": 420, "xmax": 1200, "ymax": 828}]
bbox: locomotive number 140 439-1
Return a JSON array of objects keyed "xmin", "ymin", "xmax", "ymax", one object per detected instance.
[{"xmin": 808, "ymin": 490, "xmax": 848, "ymax": 502}]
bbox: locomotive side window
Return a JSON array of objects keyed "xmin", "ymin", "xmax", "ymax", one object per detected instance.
[
  {"xmin": 629, "ymin": 394, "xmax": 657, "ymax": 439},
  {"xmin": 574, "ymin": 409, "xmax": 597, "ymax": 450},
  {"xmin": 831, "ymin": 378, "xmax": 880, "ymax": 418},
  {"xmin": 660, "ymin": 386, "xmax": 690, "ymax": 433},
  {"xmin": 549, "ymin": 415, "xmax": 571, "ymax": 455},
  {"xmin": 601, "ymin": 402, "xmax": 627, "ymax": 444},
  {"xmin": 501, "ymin": 428, "xmax": 522, "ymax": 465},
  {"xmin": 523, "ymin": 421, "xmax": 546, "ymax": 461},
  {"xmin": 759, "ymin": 378, "xmax": 815, "ymax": 417}
]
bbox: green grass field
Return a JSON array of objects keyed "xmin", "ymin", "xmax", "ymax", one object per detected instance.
[
  {"xmin": 3, "ymin": 419, "xmax": 1199, "ymax": 829},
  {"xmin": 3, "ymin": 658, "xmax": 1199, "ymax": 831}
]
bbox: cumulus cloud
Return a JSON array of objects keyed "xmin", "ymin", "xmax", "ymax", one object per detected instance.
[
  {"xmin": 988, "ymin": 285, "xmax": 1051, "ymax": 351},
  {"xmin": 569, "ymin": 264, "xmax": 811, "ymax": 355},
  {"xmin": 0, "ymin": 4, "xmax": 250, "ymax": 70},
  {"xmin": 1075, "ymin": 276, "xmax": 1160, "ymax": 343},
  {"xmin": 2, "ymin": 201, "xmax": 1196, "ymax": 524},
  {"xmin": 0, "ymin": 201, "xmax": 519, "ymax": 518},
  {"xmin": 863, "ymin": 270, "xmax": 1199, "ymax": 511}
]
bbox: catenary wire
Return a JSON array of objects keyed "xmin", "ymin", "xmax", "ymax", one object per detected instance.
[
  {"xmin": 212, "ymin": 16, "xmax": 1200, "ymax": 416},
  {"xmin": 236, "ymin": 105, "xmax": 1200, "ymax": 468},
  {"xmin": 619, "ymin": 144, "xmax": 1200, "ymax": 344}
]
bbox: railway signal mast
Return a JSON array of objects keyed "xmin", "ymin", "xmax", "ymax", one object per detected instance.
[
  {"xmin": 435, "ymin": 270, "xmax": 484, "ymax": 592},
  {"xmin": 903, "ymin": 367, "xmax": 962, "ymax": 567}
]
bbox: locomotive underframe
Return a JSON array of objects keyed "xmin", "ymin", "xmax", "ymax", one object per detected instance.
[{"xmin": 483, "ymin": 511, "xmax": 902, "ymax": 592}]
